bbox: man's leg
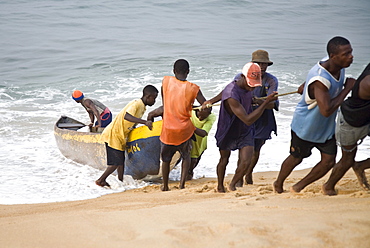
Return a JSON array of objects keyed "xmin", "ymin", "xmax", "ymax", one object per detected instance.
[
  {"xmin": 161, "ymin": 143, "xmax": 181, "ymax": 191},
  {"xmin": 187, "ymin": 153, "xmax": 203, "ymax": 180},
  {"xmin": 234, "ymin": 159, "xmax": 244, "ymax": 187},
  {"xmin": 178, "ymin": 139, "xmax": 193, "ymax": 189},
  {"xmin": 229, "ymin": 146, "xmax": 253, "ymax": 191},
  {"xmin": 273, "ymin": 155, "xmax": 303, "ymax": 193},
  {"xmin": 353, "ymin": 158, "xmax": 370, "ymax": 190},
  {"xmin": 117, "ymin": 164, "xmax": 125, "ymax": 181},
  {"xmin": 161, "ymin": 161, "xmax": 170, "ymax": 191},
  {"xmin": 245, "ymin": 150, "xmax": 260, "ymax": 185},
  {"xmin": 187, "ymin": 158, "xmax": 198, "ymax": 180},
  {"xmin": 291, "ymin": 152, "xmax": 336, "ymax": 193},
  {"xmin": 96, "ymin": 143, "xmax": 123, "ymax": 187},
  {"xmin": 236, "ymin": 150, "xmax": 259, "ymax": 187},
  {"xmin": 322, "ymin": 146, "xmax": 357, "ymax": 195},
  {"xmin": 179, "ymin": 155, "xmax": 191, "ymax": 189},
  {"xmin": 160, "ymin": 144, "xmax": 175, "ymax": 191},
  {"xmin": 96, "ymin": 165, "xmax": 118, "ymax": 187},
  {"xmin": 244, "ymin": 140, "xmax": 265, "ymax": 184},
  {"xmin": 217, "ymin": 150, "xmax": 231, "ymax": 193}
]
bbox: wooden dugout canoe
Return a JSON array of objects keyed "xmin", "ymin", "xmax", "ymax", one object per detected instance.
[{"xmin": 54, "ymin": 116, "xmax": 179, "ymax": 180}]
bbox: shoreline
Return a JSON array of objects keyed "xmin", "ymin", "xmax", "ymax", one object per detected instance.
[{"xmin": 1, "ymin": 168, "xmax": 369, "ymax": 248}]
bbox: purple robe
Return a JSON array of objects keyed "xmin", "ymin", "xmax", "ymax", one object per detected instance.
[{"xmin": 215, "ymin": 80, "xmax": 254, "ymax": 150}]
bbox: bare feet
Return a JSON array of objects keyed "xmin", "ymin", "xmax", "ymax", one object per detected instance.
[
  {"xmin": 245, "ymin": 174, "xmax": 253, "ymax": 185},
  {"xmin": 228, "ymin": 183, "xmax": 237, "ymax": 191},
  {"xmin": 273, "ymin": 181, "xmax": 284, "ymax": 194},
  {"xmin": 353, "ymin": 164, "xmax": 370, "ymax": 190},
  {"xmin": 95, "ymin": 180, "xmax": 110, "ymax": 188},
  {"xmin": 322, "ymin": 183, "xmax": 337, "ymax": 196},
  {"xmin": 235, "ymin": 180, "xmax": 243, "ymax": 188},
  {"xmin": 217, "ymin": 184, "xmax": 226, "ymax": 193},
  {"xmin": 161, "ymin": 185, "xmax": 169, "ymax": 191},
  {"xmin": 186, "ymin": 173, "xmax": 193, "ymax": 181},
  {"xmin": 289, "ymin": 185, "xmax": 301, "ymax": 193}
]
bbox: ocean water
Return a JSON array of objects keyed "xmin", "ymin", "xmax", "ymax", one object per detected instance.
[{"xmin": 0, "ymin": 0, "xmax": 369, "ymax": 204}]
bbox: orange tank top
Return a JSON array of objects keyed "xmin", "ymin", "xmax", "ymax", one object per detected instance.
[{"xmin": 160, "ymin": 76, "xmax": 200, "ymax": 145}]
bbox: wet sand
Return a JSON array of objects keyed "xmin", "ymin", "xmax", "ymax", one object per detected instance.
[{"xmin": 1, "ymin": 168, "xmax": 369, "ymax": 248}]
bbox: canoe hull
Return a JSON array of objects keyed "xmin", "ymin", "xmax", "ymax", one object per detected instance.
[
  {"xmin": 126, "ymin": 136, "xmax": 161, "ymax": 179},
  {"xmin": 54, "ymin": 117, "xmax": 106, "ymax": 170},
  {"xmin": 54, "ymin": 116, "xmax": 179, "ymax": 180}
]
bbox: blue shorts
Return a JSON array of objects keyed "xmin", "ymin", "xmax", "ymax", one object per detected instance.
[{"xmin": 96, "ymin": 109, "xmax": 112, "ymax": 128}]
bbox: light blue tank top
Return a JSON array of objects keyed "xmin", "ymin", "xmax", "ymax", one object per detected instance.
[{"xmin": 291, "ymin": 61, "xmax": 345, "ymax": 143}]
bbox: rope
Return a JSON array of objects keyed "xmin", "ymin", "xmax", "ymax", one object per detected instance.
[
  {"xmin": 192, "ymin": 103, "xmax": 220, "ymax": 110},
  {"xmin": 192, "ymin": 91, "xmax": 299, "ymax": 110},
  {"xmin": 256, "ymin": 90, "xmax": 299, "ymax": 100}
]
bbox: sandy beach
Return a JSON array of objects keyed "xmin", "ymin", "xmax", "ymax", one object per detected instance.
[{"xmin": 1, "ymin": 168, "xmax": 369, "ymax": 248}]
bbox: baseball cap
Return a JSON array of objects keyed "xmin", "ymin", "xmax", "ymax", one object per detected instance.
[
  {"xmin": 242, "ymin": 62, "xmax": 262, "ymax": 87},
  {"xmin": 72, "ymin": 90, "xmax": 84, "ymax": 101}
]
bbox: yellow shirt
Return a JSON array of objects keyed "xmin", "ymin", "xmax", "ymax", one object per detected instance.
[
  {"xmin": 190, "ymin": 110, "xmax": 216, "ymax": 158},
  {"xmin": 100, "ymin": 99, "xmax": 146, "ymax": 151}
]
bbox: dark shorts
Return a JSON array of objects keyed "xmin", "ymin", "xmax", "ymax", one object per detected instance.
[
  {"xmin": 254, "ymin": 139, "xmax": 266, "ymax": 152},
  {"xmin": 161, "ymin": 138, "xmax": 192, "ymax": 163},
  {"xmin": 289, "ymin": 130, "xmax": 337, "ymax": 159},
  {"xmin": 218, "ymin": 133, "xmax": 254, "ymax": 151},
  {"xmin": 105, "ymin": 143, "xmax": 125, "ymax": 166}
]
